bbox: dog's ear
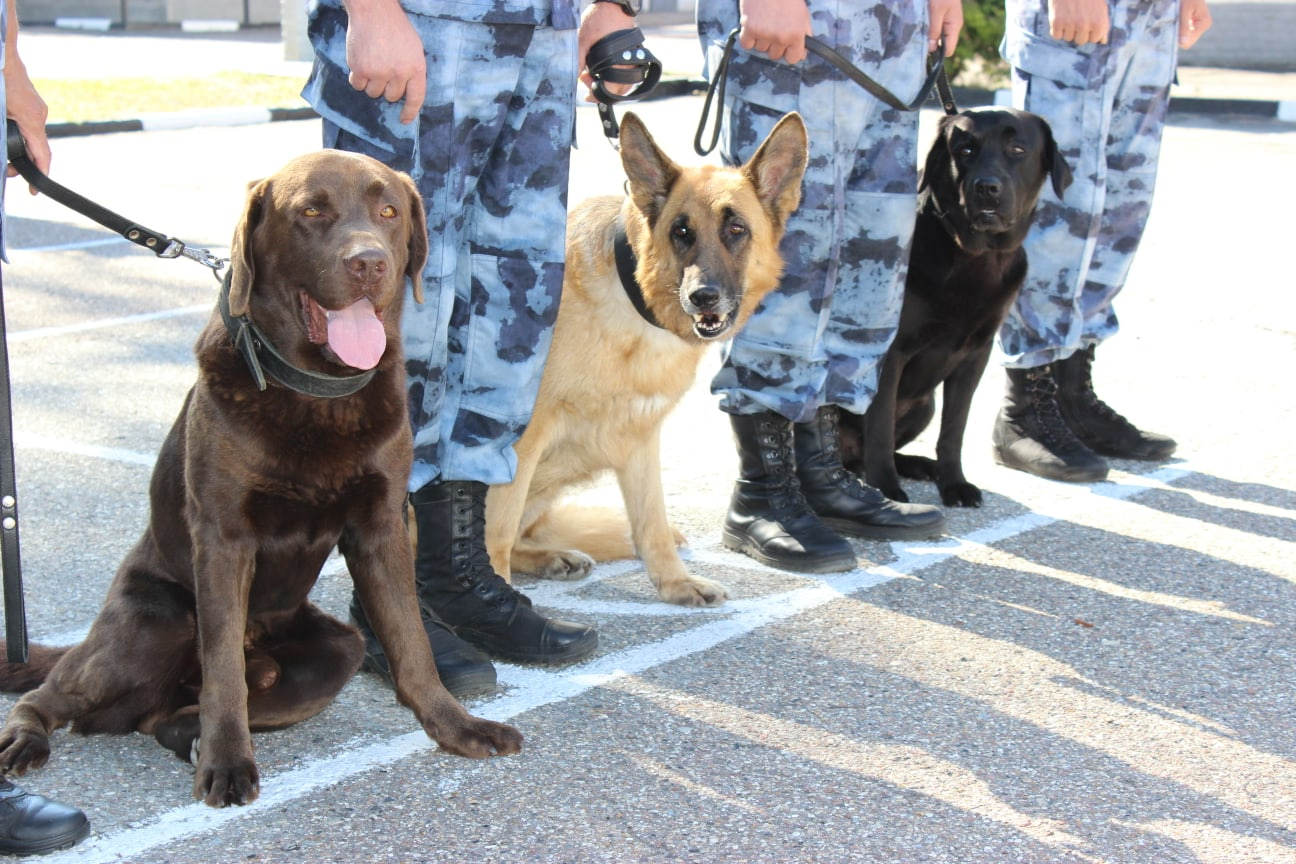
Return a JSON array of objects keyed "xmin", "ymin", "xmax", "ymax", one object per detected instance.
[
  {"xmin": 399, "ymin": 171, "xmax": 427, "ymax": 304},
  {"xmin": 743, "ymin": 112, "xmax": 809, "ymax": 232},
  {"xmin": 227, "ymin": 178, "xmax": 266, "ymax": 317},
  {"xmin": 618, "ymin": 112, "xmax": 681, "ymax": 225},
  {"xmin": 919, "ymin": 113, "xmax": 959, "ymax": 194},
  {"xmin": 1039, "ymin": 118, "xmax": 1074, "ymax": 199}
]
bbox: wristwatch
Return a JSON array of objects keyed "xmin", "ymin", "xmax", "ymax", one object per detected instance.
[{"xmin": 593, "ymin": 0, "xmax": 641, "ymax": 16}]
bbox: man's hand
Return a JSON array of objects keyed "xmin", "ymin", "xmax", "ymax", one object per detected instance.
[
  {"xmin": 342, "ymin": 0, "xmax": 426, "ymax": 124},
  {"xmin": 1178, "ymin": 0, "xmax": 1212, "ymax": 49},
  {"xmin": 738, "ymin": 0, "xmax": 812, "ymax": 65},
  {"xmin": 3, "ymin": 0, "xmax": 50, "ymax": 192},
  {"xmin": 1048, "ymin": 0, "xmax": 1110, "ymax": 45},
  {"xmin": 578, "ymin": 1, "xmax": 640, "ymax": 102},
  {"xmin": 929, "ymin": 0, "xmax": 964, "ymax": 57}
]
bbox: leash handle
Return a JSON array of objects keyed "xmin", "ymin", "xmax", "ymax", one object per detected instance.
[
  {"xmin": 586, "ymin": 28, "xmax": 663, "ymax": 143},
  {"xmin": 5, "ymin": 120, "xmax": 218, "ymax": 267},
  {"xmin": 695, "ymin": 29, "xmax": 957, "ymax": 157}
]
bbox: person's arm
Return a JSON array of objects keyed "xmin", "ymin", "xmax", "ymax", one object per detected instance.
[
  {"xmin": 341, "ymin": 0, "xmax": 426, "ymax": 124},
  {"xmin": 929, "ymin": 0, "xmax": 964, "ymax": 56},
  {"xmin": 1178, "ymin": 0, "xmax": 1211, "ymax": 49},
  {"xmin": 4, "ymin": 0, "xmax": 50, "ymax": 189},
  {"xmin": 738, "ymin": 0, "xmax": 813, "ymax": 65},
  {"xmin": 1047, "ymin": 0, "xmax": 1110, "ymax": 45}
]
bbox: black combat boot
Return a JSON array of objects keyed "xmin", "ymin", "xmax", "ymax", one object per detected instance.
[
  {"xmin": 0, "ymin": 779, "xmax": 89, "ymax": 856},
  {"xmin": 992, "ymin": 365, "xmax": 1109, "ymax": 482},
  {"xmin": 410, "ymin": 481, "xmax": 598, "ymax": 665},
  {"xmin": 723, "ymin": 412, "xmax": 857, "ymax": 573},
  {"xmin": 349, "ymin": 592, "xmax": 497, "ymax": 699},
  {"xmin": 794, "ymin": 406, "xmax": 946, "ymax": 540},
  {"xmin": 1052, "ymin": 345, "xmax": 1177, "ymax": 460}
]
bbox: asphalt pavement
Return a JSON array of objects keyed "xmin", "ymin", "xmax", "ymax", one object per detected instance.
[{"xmin": 0, "ymin": 20, "xmax": 1294, "ymax": 864}]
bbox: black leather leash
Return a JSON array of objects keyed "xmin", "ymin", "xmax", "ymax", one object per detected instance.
[
  {"xmin": 586, "ymin": 28, "xmax": 663, "ymax": 143},
  {"xmin": 2, "ymin": 121, "xmax": 231, "ymax": 661},
  {"xmin": 695, "ymin": 28, "xmax": 958, "ymax": 157}
]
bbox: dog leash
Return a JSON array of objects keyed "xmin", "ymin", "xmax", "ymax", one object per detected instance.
[
  {"xmin": 695, "ymin": 28, "xmax": 959, "ymax": 157},
  {"xmin": 586, "ymin": 28, "xmax": 663, "ymax": 144},
  {"xmin": 2, "ymin": 121, "xmax": 232, "ymax": 662}
]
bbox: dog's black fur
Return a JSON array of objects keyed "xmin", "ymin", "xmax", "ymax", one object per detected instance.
[{"xmin": 838, "ymin": 107, "xmax": 1072, "ymax": 508}]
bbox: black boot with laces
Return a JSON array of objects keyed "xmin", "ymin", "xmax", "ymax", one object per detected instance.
[
  {"xmin": 794, "ymin": 406, "xmax": 946, "ymax": 540},
  {"xmin": 1052, "ymin": 345, "xmax": 1177, "ymax": 460},
  {"xmin": 992, "ymin": 365, "xmax": 1109, "ymax": 482},
  {"xmin": 410, "ymin": 480, "xmax": 598, "ymax": 665},
  {"xmin": 349, "ymin": 592, "xmax": 497, "ymax": 698},
  {"xmin": 723, "ymin": 411, "xmax": 857, "ymax": 573}
]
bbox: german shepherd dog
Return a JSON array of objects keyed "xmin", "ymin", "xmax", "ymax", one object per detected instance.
[
  {"xmin": 838, "ymin": 107, "xmax": 1072, "ymax": 507},
  {"xmin": 0, "ymin": 151, "xmax": 521, "ymax": 807},
  {"xmin": 485, "ymin": 112, "xmax": 808, "ymax": 607}
]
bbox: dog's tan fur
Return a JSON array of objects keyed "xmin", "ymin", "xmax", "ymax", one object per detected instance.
[{"xmin": 485, "ymin": 112, "xmax": 808, "ymax": 607}]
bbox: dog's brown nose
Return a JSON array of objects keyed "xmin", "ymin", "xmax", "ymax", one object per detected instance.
[{"xmin": 346, "ymin": 248, "xmax": 389, "ymax": 283}]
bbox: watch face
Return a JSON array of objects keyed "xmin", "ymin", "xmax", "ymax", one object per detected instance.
[{"xmin": 625, "ymin": 0, "xmax": 642, "ymax": 12}]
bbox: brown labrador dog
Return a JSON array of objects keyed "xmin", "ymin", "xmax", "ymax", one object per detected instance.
[
  {"xmin": 838, "ymin": 107, "xmax": 1072, "ymax": 507},
  {"xmin": 0, "ymin": 150, "xmax": 521, "ymax": 807}
]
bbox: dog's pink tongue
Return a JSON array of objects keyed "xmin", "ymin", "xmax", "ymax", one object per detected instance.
[{"xmin": 325, "ymin": 298, "xmax": 386, "ymax": 370}]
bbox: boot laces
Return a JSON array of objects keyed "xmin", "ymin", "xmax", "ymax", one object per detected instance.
[
  {"xmin": 1067, "ymin": 353, "xmax": 1139, "ymax": 433},
  {"xmin": 757, "ymin": 419, "xmax": 815, "ymax": 516},
  {"xmin": 1025, "ymin": 368, "xmax": 1081, "ymax": 448},
  {"xmin": 452, "ymin": 487, "xmax": 525, "ymax": 611}
]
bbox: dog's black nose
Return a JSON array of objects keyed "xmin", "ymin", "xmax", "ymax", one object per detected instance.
[
  {"xmin": 687, "ymin": 284, "xmax": 721, "ymax": 311},
  {"xmin": 973, "ymin": 177, "xmax": 1002, "ymax": 202},
  {"xmin": 346, "ymin": 248, "xmax": 389, "ymax": 281}
]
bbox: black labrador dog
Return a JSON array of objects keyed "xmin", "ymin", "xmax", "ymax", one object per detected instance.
[{"xmin": 838, "ymin": 107, "xmax": 1072, "ymax": 508}]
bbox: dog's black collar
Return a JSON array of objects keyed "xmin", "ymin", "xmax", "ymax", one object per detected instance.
[
  {"xmin": 921, "ymin": 188, "xmax": 965, "ymax": 244},
  {"xmin": 217, "ymin": 270, "xmax": 378, "ymax": 399},
  {"xmin": 613, "ymin": 217, "xmax": 666, "ymax": 330}
]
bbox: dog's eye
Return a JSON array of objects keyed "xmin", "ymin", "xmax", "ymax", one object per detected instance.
[
  {"xmin": 1008, "ymin": 143, "xmax": 1026, "ymax": 156},
  {"xmin": 380, "ymin": 205, "xmax": 398, "ymax": 219},
  {"xmin": 672, "ymin": 222, "xmax": 692, "ymax": 241},
  {"xmin": 303, "ymin": 207, "xmax": 322, "ymax": 218},
  {"xmin": 727, "ymin": 221, "xmax": 747, "ymax": 237},
  {"xmin": 956, "ymin": 144, "xmax": 975, "ymax": 158}
]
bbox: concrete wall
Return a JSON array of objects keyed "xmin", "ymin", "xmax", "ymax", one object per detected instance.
[{"xmin": 1180, "ymin": 0, "xmax": 1296, "ymax": 71}]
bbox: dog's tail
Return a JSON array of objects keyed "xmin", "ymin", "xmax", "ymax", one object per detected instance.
[
  {"xmin": 0, "ymin": 644, "xmax": 69, "ymax": 692},
  {"xmin": 523, "ymin": 504, "xmax": 684, "ymax": 563}
]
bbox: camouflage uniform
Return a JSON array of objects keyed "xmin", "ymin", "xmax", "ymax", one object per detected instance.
[
  {"xmin": 697, "ymin": 1, "xmax": 931, "ymax": 424},
  {"xmin": 998, "ymin": 0, "xmax": 1180, "ymax": 369},
  {"xmin": 304, "ymin": 0, "xmax": 579, "ymax": 489}
]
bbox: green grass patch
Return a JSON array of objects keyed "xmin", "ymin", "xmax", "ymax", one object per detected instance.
[{"xmin": 34, "ymin": 71, "xmax": 308, "ymax": 123}]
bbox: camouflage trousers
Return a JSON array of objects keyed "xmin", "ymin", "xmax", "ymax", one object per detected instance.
[
  {"xmin": 305, "ymin": 3, "xmax": 577, "ymax": 488},
  {"xmin": 697, "ymin": 1, "xmax": 929, "ymax": 423},
  {"xmin": 998, "ymin": 0, "xmax": 1180, "ymax": 369}
]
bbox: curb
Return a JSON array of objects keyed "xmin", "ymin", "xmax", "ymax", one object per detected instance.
[{"xmin": 44, "ymin": 79, "xmax": 1295, "ymax": 140}]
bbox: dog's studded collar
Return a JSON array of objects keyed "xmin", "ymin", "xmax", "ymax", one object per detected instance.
[
  {"xmin": 217, "ymin": 270, "xmax": 377, "ymax": 399},
  {"xmin": 613, "ymin": 218, "xmax": 667, "ymax": 331}
]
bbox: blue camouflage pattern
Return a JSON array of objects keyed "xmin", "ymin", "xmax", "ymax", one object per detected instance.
[
  {"xmin": 697, "ymin": 1, "xmax": 930, "ymax": 424},
  {"xmin": 997, "ymin": 0, "xmax": 1179, "ymax": 369},
  {"xmin": 305, "ymin": 0, "xmax": 578, "ymax": 489}
]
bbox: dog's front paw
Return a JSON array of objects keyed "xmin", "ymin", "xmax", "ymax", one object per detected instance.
[
  {"xmin": 0, "ymin": 725, "xmax": 51, "ymax": 775},
  {"xmin": 194, "ymin": 755, "xmax": 260, "ymax": 807},
  {"xmin": 434, "ymin": 716, "xmax": 524, "ymax": 759},
  {"xmin": 536, "ymin": 550, "xmax": 595, "ymax": 581},
  {"xmin": 658, "ymin": 575, "xmax": 729, "ymax": 608},
  {"xmin": 939, "ymin": 481, "xmax": 983, "ymax": 508}
]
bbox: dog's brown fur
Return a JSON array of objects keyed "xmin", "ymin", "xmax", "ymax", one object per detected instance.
[
  {"xmin": 485, "ymin": 112, "xmax": 808, "ymax": 607},
  {"xmin": 0, "ymin": 150, "xmax": 521, "ymax": 807}
]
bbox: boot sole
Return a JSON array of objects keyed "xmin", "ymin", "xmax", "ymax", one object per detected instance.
[
  {"xmin": 992, "ymin": 446, "xmax": 1109, "ymax": 483},
  {"xmin": 457, "ymin": 631, "xmax": 600, "ymax": 667},
  {"xmin": 721, "ymin": 528, "xmax": 857, "ymax": 574},
  {"xmin": 360, "ymin": 654, "xmax": 498, "ymax": 700},
  {"xmin": 819, "ymin": 515, "xmax": 947, "ymax": 542}
]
